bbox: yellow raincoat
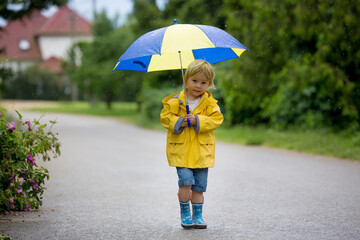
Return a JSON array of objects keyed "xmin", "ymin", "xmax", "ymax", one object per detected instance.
[{"xmin": 160, "ymin": 90, "xmax": 223, "ymax": 168}]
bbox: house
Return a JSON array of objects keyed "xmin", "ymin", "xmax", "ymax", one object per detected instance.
[{"xmin": 0, "ymin": 5, "xmax": 92, "ymax": 73}]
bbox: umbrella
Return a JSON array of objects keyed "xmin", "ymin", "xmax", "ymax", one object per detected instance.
[{"xmin": 113, "ymin": 20, "xmax": 248, "ymax": 126}]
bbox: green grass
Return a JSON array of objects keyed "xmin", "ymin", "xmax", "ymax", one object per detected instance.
[
  {"xmin": 216, "ymin": 126, "xmax": 360, "ymax": 160},
  {"xmin": 32, "ymin": 101, "xmax": 137, "ymax": 118},
  {"xmin": 30, "ymin": 101, "xmax": 164, "ymax": 131},
  {"xmin": 30, "ymin": 101, "xmax": 360, "ymax": 161}
]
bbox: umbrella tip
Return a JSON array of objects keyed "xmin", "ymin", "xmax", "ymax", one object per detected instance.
[{"xmin": 173, "ymin": 19, "xmax": 177, "ymax": 24}]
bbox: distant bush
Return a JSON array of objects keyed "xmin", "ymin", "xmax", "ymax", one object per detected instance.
[
  {"xmin": 263, "ymin": 57, "xmax": 358, "ymax": 129},
  {"xmin": 141, "ymin": 87, "xmax": 177, "ymax": 121},
  {"xmin": 3, "ymin": 66, "xmax": 70, "ymax": 100},
  {"xmin": 220, "ymin": 71, "xmax": 266, "ymax": 126}
]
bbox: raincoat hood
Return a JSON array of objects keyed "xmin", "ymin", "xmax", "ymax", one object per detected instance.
[{"xmin": 162, "ymin": 90, "xmax": 218, "ymax": 114}]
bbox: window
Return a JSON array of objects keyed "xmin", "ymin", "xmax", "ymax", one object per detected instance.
[{"xmin": 19, "ymin": 39, "xmax": 30, "ymax": 51}]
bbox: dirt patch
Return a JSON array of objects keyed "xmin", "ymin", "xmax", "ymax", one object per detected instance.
[{"xmin": 0, "ymin": 100, "xmax": 58, "ymax": 111}]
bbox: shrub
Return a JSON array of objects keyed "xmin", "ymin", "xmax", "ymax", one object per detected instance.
[
  {"xmin": 263, "ymin": 57, "xmax": 358, "ymax": 129},
  {"xmin": 3, "ymin": 66, "xmax": 70, "ymax": 100},
  {"xmin": 0, "ymin": 109, "xmax": 61, "ymax": 214},
  {"xmin": 141, "ymin": 87, "xmax": 180, "ymax": 121},
  {"xmin": 217, "ymin": 64, "xmax": 269, "ymax": 126}
]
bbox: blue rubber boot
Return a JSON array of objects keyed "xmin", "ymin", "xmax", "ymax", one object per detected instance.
[
  {"xmin": 192, "ymin": 202, "xmax": 207, "ymax": 229},
  {"xmin": 179, "ymin": 200, "xmax": 194, "ymax": 229}
]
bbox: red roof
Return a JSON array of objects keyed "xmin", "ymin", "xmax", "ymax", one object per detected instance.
[
  {"xmin": 0, "ymin": 6, "xmax": 92, "ymax": 62},
  {"xmin": 36, "ymin": 6, "xmax": 91, "ymax": 35},
  {"xmin": 0, "ymin": 10, "xmax": 47, "ymax": 60},
  {"xmin": 39, "ymin": 56, "xmax": 62, "ymax": 74}
]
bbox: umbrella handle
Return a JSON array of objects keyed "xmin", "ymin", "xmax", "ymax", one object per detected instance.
[
  {"xmin": 186, "ymin": 105, "xmax": 191, "ymax": 127},
  {"xmin": 179, "ymin": 51, "xmax": 191, "ymax": 127}
]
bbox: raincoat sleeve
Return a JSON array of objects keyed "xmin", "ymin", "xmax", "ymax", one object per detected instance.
[
  {"xmin": 197, "ymin": 104, "xmax": 224, "ymax": 133},
  {"xmin": 160, "ymin": 103, "xmax": 184, "ymax": 134}
]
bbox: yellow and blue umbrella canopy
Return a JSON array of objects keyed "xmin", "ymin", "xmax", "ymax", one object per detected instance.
[{"xmin": 113, "ymin": 23, "xmax": 248, "ymax": 72}]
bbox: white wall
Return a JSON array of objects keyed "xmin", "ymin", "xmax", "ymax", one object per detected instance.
[
  {"xmin": 0, "ymin": 59, "xmax": 38, "ymax": 72},
  {"xmin": 38, "ymin": 35, "xmax": 93, "ymax": 60}
]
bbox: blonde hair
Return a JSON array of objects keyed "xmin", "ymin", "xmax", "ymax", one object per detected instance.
[{"xmin": 184, "ymin": 60, "xmax": 215, "ymax": 89}]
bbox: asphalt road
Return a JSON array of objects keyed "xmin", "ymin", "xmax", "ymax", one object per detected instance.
[{"xmin": 1, "ymin": 113, "xmax": 359, "ymax": 240}]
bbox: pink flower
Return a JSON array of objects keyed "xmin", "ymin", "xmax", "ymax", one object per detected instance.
[
  {"xmin": 23, "ymin": 205, "xmax": 30, "ymax": 211},
  {"xmin": 8, "ymin": 173, "xmax": 16, "ymax": 182},
  {"xmin": 29, "ymin": 178, "xmax": 35, "ymax": 183},
  {"xmin": 6, "ymin": 122, "xmax": 16, "ymax": 133},
  {"xmin": 16, "ymin": 189, "xmax": 22, "ymax": 194},
  {"xmin": 26, "ymin": 154, "xmax": 36, "ymax": 166},
  {"xmin": 25, "ymin": 120, "xmax": 32, "ymax": 128},
  {"xmin": 32, "ymin": 183, "xmax": 39, "ymax": 190},
  {"xmin": 9, "ymin": 198, "xmax": 14, "ymax": 203},
  {"xmin": 19, "ymin": 181, "xmax": 24, "ymax": 186},
  {"xmin": 10, "ymin": 204, "xmax": 15, "ymax": 209}
]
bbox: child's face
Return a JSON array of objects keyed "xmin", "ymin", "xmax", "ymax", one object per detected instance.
[{"xmin": 186, "ymin": 72, "xmax": 210, "ymax": 100}]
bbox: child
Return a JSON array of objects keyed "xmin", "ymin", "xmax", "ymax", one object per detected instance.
[{"xmin": 160, "ymin": 60, "xmax": 224, "ymax": 229}]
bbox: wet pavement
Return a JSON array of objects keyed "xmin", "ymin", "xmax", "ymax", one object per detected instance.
[{"xmin": 1, "ymin": 113, "xmax": 359, "ymax": 240}]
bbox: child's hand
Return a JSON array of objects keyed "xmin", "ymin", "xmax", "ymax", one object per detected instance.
[
  {"xmin": 181, "ymin": 118, "xmax": 187, "ymax": 127},
  {"xmin": 184, "ymin": 114, "xmax": 197, "ymax": 126}
]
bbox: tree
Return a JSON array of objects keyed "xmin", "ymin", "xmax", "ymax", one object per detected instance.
[
  {"xmin": 290, "ymin": 0, "xmax": 360, "ymax": 119},
  {"xmin": 64, "ymin": 10, "xmax": 141, "ymax": 108},
  {"xmin": 129, "ymin": 0, "xmax": 163, "ymax": 36},
  {"xmin": 0, "ymin": 67, "xmax": 13, "ymax": 99},
  {"xmin": 222, "ymin": 0, "xmax": 359, "ymax": 128},
  {"xmin": 0, "ymin": 0, "xmax": 68, "ymax": 23},
  {"xmin": 162, "ymin": 0, "xmax": 225, "ymax": 28}
]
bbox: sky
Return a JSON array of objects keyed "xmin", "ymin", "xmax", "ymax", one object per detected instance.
[
  {"xmin": 46, "ymin": 0, "xmax": 134, "ymax": 24},
  {"xmin": 1, "ymin": 0, "xmax": 166, "ymax": 26}
]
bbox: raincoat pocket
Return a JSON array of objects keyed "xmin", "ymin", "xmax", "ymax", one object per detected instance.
[
  {"xmin": 168, "ymin": 132, "xmax": 186, "ymax": 158},
  {"xmin": 198, "ymin": 132, "xmax": 215, "ymax": 160},
  {"xmin": 198, "ymin": 132, "xmax": 215, "ymax": 145},
  {"xmin": 169, "ymin": 131, "xmax": 185, "ymax": 144}
]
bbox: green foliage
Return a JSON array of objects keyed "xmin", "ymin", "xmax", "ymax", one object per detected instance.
[
  {"xmin": 3, "ymin": 66, "xmax": 69, "ymax": 100},
  {"xmin": 0, "ymin": 108, "xmax": 61, "ymax": 214},
  {"xmin": 67, "ymin": 0, "xmax": 360, "ymax": 130},
  {"xmin": 0, "ymin": 0, "xmax": 68, "ymax": 23},
  {"xmin": 141, "ymin": 87, "xmax": 180, "ymax": 121},
  {"xmin": 0, "ymin": 235, "xmax": 11, "ymax": 240},
  {"xmin": 214, "ymin": 61, "xmax": 263, "ymax": 126},
  {"xmin": 130, "ymin": 0, "xmax": 164, "ymax": 35},
  {"xmin": 263, "ymin": 56, "xmax": 358, "ymax": 129},
  {"xmin": 139, "ymin": 69, "xmax": 183, "ymax": 121},
  {"xmin": 64, "ymin": 12, "xmax": 142, "ymax": 108},
  {"xmin": 92, "ymin": 10, "xmax": 118, "ymax": 37},
  {"xmin": 0, "ymin": 67, "xmax": 13, "ymax": 99},
  {"xmin": 220, "ymin": 0, "xmax": 360, "ymax": 129},
  {"xmin": 162, "ymin": 0, "xmax": 225, "ymax": 27}
]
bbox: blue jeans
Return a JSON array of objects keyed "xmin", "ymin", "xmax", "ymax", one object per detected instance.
[{"xmin": 176, "ymin": 167, "xmax": 208, "ymax": 192}]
